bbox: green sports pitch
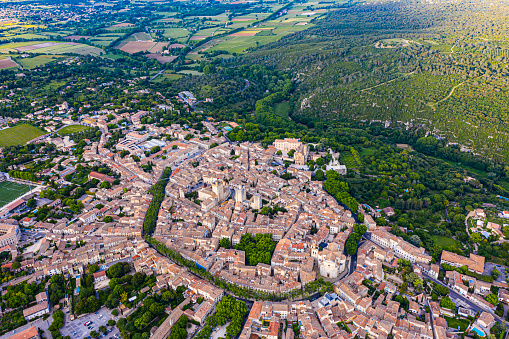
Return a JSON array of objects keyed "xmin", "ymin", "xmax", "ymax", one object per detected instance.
[{"xmin": 0, "ymin": 180, "xmax": 32, "ymax": 208}]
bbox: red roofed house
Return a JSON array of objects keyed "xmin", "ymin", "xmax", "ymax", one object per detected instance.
[
  {"xmin": 93, "ymin": 270, "xmax": 107, "ymax": 283},
  {"xmin": 88, "ymin": 171, "xmax": 115, "ymax": 184}
]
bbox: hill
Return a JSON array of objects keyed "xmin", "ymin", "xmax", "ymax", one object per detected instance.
[{"xmin": 242, "ymin": 0, "xmax": 509, "ymax": 161}]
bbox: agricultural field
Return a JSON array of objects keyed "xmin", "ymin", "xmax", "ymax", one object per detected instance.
[
  {"xmin": 88, "ymin": 33, "xmax": 125, "ymax": 47},
  {"xmin": 162, "ymin": 28, "xmax": 191, "ymax": 41},
  {"xmin": 16, "ymin": 55, "xmax": 64, "ymax": 69},
  {"xmin": 125, "ymin": 32, "xmax": 152, "ymax": 41},
  {"xmin": 107, "ymin": 22, "xmax": 134, "ymax": 30},
  {"xmin": 57, "ymin": 124, "xmax": 91, "ymax": 136},
  {"xmin": 0, "ymin": 41, "xmax": 103, "ymax": 55},
  {"xmin": 0, "ymin": 33, "xmax": 47, "ymax": 41},
  {"xmin": 340, "ymin": 152, "xmax": 359, "ymax": 169},
  {"xmin": 146, "ymin": 54, "xmax": 177, "ymax": 63},
  {"xmin": 178, "ymin": 70, "xmax": 203, "ymax": 76},
  {"xmin": 0, "ymin": 124, "xmax": 46, "ymax": 147},
  {"xmin": 0, "ymin": 57, "xmax": 18, "ymax": 69}
]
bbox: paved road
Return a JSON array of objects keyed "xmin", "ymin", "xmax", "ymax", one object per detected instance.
[{"xmin": 150, "ymin": 67, "xmax": 166, "ymax": 81}]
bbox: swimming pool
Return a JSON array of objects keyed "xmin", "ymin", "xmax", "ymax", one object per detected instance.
[{"xmin": 471, "ymin": 326, "xmax": 485, "ymax": 337}]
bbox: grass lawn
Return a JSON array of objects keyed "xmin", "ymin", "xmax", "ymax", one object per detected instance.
[
  {"xmin": 58, "ymin": 124, "xmax": 91, "ymax": 135},
  {"xmin": 432, "ymin": 235, "xmax": 461, "ymax": 248},
  {"xmin": 0, "ymin": 124, "xmax": 46, "ymax": 147},
  {"xmin": 444, "ymin": 316, "xmax": 470, "ymax": 331},
  {"xmin": 0, "ymin": 181, "xmax": 32, "ymax": 208}
]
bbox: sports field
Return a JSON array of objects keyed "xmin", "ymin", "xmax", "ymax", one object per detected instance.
[
  {"xmin": 58, "ymin": 124, "xmax": 91, "ymax": 135},
  {"xmin": 0, "ymin": 124, "xmax": 46, "ymax": 147},
  {"xmin": 0, "ymin": 181, "xmax": 31, "ymax": 208}
]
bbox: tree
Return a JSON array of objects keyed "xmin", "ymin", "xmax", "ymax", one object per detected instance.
[
  {"xmin": 108, "ymin": 320, "xmax": 116, "ymax": 326},
  {"xmin": 88, "ymin": 264, "xmax": 99, "ymax": 274},
  {"xmin": 11, "ymin": 262, "xmax": 21, "ymax": 270},
  {"xmin": 90, "ymin": 330, "xmax": 99, "ymax": 338},
  {"xmin": 100, "ymin": 181, "xmax": 111, "ymax": 189},
  {"xmin": 219, "ymin": 238, "xmax": 231, "ymax": 249},
  {"xmin": 103, "ymin": 216, "xmax": 113, "ymax": 223},
  {"xmin": 112, "ymin": 309, "xmax": 119, "ymax": 316},
  {"xmin": 99, "ymin": 326, "xmax": 107, "ymax": 333},
  {"xmin": 470, "ymin": 232, "xmax": 483, "ymax": 243},
  {"xmin": 439, "ymin": 296, "xmax": 456, "ymax": 310},
  {"xmin": 132, "ymin": 272, "xmax": 145, "ymax": 288},
  {"xmin": 485, "ymin": 293, "xmax": 499, "ymax": 305},
  {"xmin": 313, "ymin": 169, "xmax": 325, "ymax": 181},
  {"xmin": 491, "ymin": 268, "xmax": 501, "ymax": 280},
  {"xmin": 27, "ymin": 198, "xmax": 36, "ymax": 208}
]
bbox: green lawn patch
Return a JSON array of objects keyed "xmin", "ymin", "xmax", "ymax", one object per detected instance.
[
  {"xmin": 58, "ymin": 124, "xmax": 91, "ymax": 135},
  {"xmin": 444, "ymin": 316, "xmax": 470, "ymax": 331},
  {"xmin": 432, "ymin": 235, "xmax": 461, "ymax": 248},
  {"xmin": 275, "ymin": 101, "xmax": 290, "ymax": 118},
  {"xmin": 0, "ymin": 124, "xmax": 46, "ymax": 147}
]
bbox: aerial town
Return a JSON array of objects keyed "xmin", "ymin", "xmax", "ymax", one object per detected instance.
[
  {"xmin": 0, "ymin": 90, "xmax": 509, "ymax": 339},
  {"xmin": 0, "ymin": 0, "xmax": 509, "ymax": 338}
]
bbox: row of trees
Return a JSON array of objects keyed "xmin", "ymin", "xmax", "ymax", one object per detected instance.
[
  {"xmin": 147, "ymin": 236, "xmax": 334, "ymax": 301},
  {"xmin": 345, "ymin": 224, "xmax": 367, "ymax": 256},
  {"xmin": 143, "ymin": 167, "xmax": 171, "ymax": 235},
  {"xmin": 8, "ymin": 170, "xmax": 37, "ymax": 182}
]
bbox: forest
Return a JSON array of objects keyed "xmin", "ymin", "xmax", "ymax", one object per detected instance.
[{"xmin": 238, "ymin": 0, "xmax": 509, "ymax": 161}]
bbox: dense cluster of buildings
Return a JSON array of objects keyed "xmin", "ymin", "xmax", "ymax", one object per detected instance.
[{"xmin": 3, "ymin": 104, "xmax": 509, "ymax": 339}]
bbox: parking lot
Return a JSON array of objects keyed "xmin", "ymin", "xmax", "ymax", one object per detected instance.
[
  {"xmin": 60, "ymin": 307, "xmax": 118, "ymax": 339},
  {"xmin": 485, "ymin": 262, "xmax": 508, "ymax": 283}
]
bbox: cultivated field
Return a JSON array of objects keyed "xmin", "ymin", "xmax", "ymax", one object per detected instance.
[
  {"xmin": 0, "ymin": 124, "xmax": 46, "ymax": 147},
  {"xmin": 0, "ymin": 57, "xmax": 18, "ymax": 69},
  {"xmin": 0, "ymin": 181, "xmax": 32, "ymax": 208},
  {"xmin": 0, "ymin": 41, "xmax": 103, "ymax": 56},
  {"xmin": 146, "ymin": 54, "xmax": 177, "ymax": 63},
  {"xmin": 17, "ymin": 55, "xmax": 63, "ymax": 69},
  {"xmin": 118, "ymin": 41, "xmax": 156, "ymax": 53}
]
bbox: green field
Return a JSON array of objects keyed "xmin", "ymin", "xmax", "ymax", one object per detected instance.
[
  {"xmin": 58, "ymin": 124, "xmax": 91, "ymax": 135},
  {"xmin": 340, "ymin": 152, "xmax": 358, "ymax": 168},
  {"xmin": 275, "ymin": 101, "xmax": 290, "ymax": 118},
  {"xmin": 431, "ymin": 235, "xmax": 462, "ymax": 248},
  {"xmin": 0, "ymin": 124, "xmax": 46, "ymax": 147},
  {"xmin": 0, "ymin": 180, "xmax": 32, "ymax": 208},
  {"xmin": 178, "ymin": 70, "xmax": 203, "ymax": 76},
  {"xmin": 17, "ymin": 55, "xmax": 63, "ymax": 69},
  {"xmin": 0, "ymin": 33, "xmax": 47, "ymax": 41},
  {"xmin": 163, "ymin": 28, "xmax": 191, "ymax": 41}
]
